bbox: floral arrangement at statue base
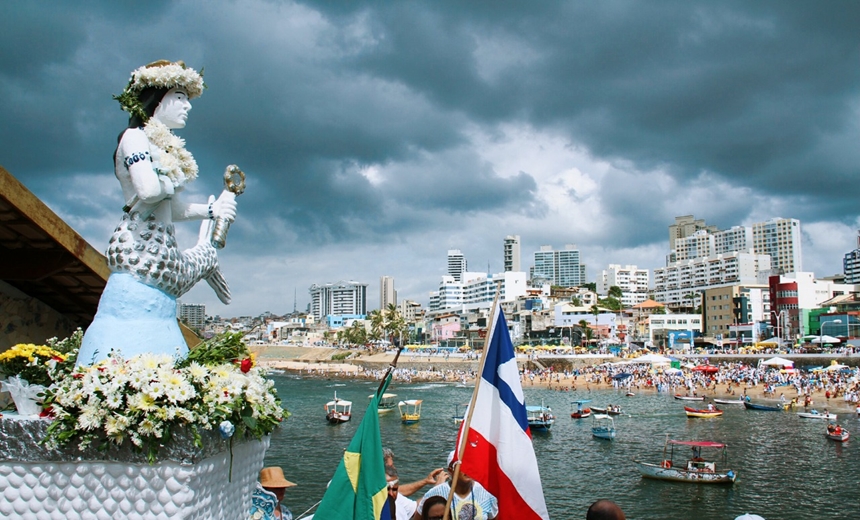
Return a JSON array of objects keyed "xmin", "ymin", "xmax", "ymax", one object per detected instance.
[
  {"xmin": 41, "ymin": 333, "xmax": 286, "ymax": 462},
  {"xmin": 0, "ymin": 340, "xmax": 72, "ymax": 416},
  {"xmin": 0, "ymin": 376, "xmax": 45, "ymax": 416}
]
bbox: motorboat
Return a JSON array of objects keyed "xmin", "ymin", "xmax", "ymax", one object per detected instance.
[
  {"xmin": 369, "ymin": 393, "xmax": 398, "ymax": 414},
  {"xmin": 674, "ymin": 394, "xmax": 705, "ymax": 401},
  {"xmin": 825, "ymin": 423, "xmax": 849, "ymax": 442},
  {"xmin": 591, "ymin": 405, "xmax": 622, "ymax": 416},
  {"xmin": 570, "ymin": 400, "xmax": 592, "ymax": 419},
  {"xmin": 797, "ymin": 410, "xmax": 837, "ymax": 420},
  {"xmin": 713, "ymin": 398, "xmax": 746, "ymax": 405},
  {"xmin": 591, "ymin": 414, "xmax": 616, "ymax": 440},
  {"xmin": 398, "ymin": 399, "xmax": 422, "ymax": 425},
  {"xmin": 684, "ymin": 406, "xmax": 723, "ymax": 418},
  {"xmin": 743, "ymin": 401, "xmax": 782, "ymax": 411},
  {"xmin": 635, "ymin": 438, "xmax": 737, "ymax": 484},
  {"xmin": 324, "ymin": 392, "xmax": 352, "ymax": 424},
  {"xmin": 526, "ymin": 402, "xmax": 555, "ymax": 432}
]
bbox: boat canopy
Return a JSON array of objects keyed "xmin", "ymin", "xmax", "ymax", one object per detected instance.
[
  {"xmin": 326, "ymin": 399, "xmax": 352, "ymax": 407},
  {"xmin": 368, "ymin": 393, "xmax": 398, "ymax": 399},
  {"xmin": 526, "ymin": 405, "xmax": 551, "ymax": 412},
  {"xmin": 571, "ymin": 399, "xmax": 592, "ymax": 404},
  {"xmin": 668, "ymin": 440, "xmax": 727, "ymax": 448},
  {"xmin": 592, "ymin": 414, "xmax": 613, "ymax": 420},
  {"xmin": 398, "ymin": 399, "xmax": 422, "ymax": 406}
]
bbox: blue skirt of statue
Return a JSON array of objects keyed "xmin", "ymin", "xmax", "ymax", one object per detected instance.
[{"xmin": 77, "ymin": 211, "xmax": 227, "ymax": 365}]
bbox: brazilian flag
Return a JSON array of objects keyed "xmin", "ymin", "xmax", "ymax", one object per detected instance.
[{"xmin": 314, "ymin": 373, "xmax": 393, "ymax": 520}]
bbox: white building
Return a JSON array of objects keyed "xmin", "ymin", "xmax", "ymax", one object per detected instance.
[
  {"xmin": 429, "ymin": 271, "xmax": 527, "ymax": 312},
  {"xmin": 504, "ymin": 235, "xmax": 521, "ymax": 272},
  {"xmin": 532, "ymin": 244, "xmax": 586, "ymax": 287},
  {"xmin": 309, "ymin": 281, "xmax": 368, "ymax": 320},
  {"xmin": 447, "ymin": 249, "xmax": 467, "ymax": 282},
  {"xmin": 648, "ymin": 313, "xmax": 703, "ymax": 349},
  {"xmin": 653, "ymin": 251, "xmax": 772, "ymax": 307},
  {"xmin": 380, "ymin": 276, "xmax": 396, "ymax": 309},
  {"xmin": 752, "ymin": 217, "xmax": 802, "ymax": 274},
  {"xmin": 843, "ymin": 231, "xmax": 860, "ymax": 284},
  {"xmin": 179, "ymin": 303, "xmax": 205, "ymax": 329},
  {"xmin": 596, "ymin": 264, "xmax": 650, "ymax": 306}
]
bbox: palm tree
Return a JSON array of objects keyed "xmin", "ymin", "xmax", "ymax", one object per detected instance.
[
  {"xmin": 368, "ymin": 310, "xmax": 384, "ymax": 343},
  {"xmin": 578, "ymin": 319, "xmax": 593, "ymax": 348},
  {"xmin": 608, "ymin": 285, "xmax": 623, "ymax": 299}
]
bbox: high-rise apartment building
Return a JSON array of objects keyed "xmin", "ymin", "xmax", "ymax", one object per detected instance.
[
  {"xmin": 380, "ymin": 276, "xmax": 396, "ymax": 309},
  {"xmin": 179, "ymin": 303, "xmax": 206, "ymax": 330},
  {"xmin": 596, "ymin": 264, "xmax": 650, "ymax": 307},
  {"xmin": 532, "ymin": 245, "xmax": 586, "ymax": 287},
  {"xmin": 675, "ymin": 226, "xmax": 753, "ymax": 262},
  {"xmin": 309, "ymin": 281, "xmax": 368, "ymax": 320},
  {"xmin": 844, "ymin": 231, "xmax": 860, "ymax": 283},
  {"xmin": 653, "ymin": 251, "xmax": 771, "ymax": 307},
  {"xmin": 668, "ymin": 215, "xmax": 718, "ymax": 252},
  {"xmin": 447, "ymin": 249, "xmax": 467, "ymax": 282},
  {"xmin": 752, "ymin": 218, "xmax": 802, "ymax": 274},
  {"xmin": 503, "ymin": 235, "xmax": 521, "ymax": 272}
]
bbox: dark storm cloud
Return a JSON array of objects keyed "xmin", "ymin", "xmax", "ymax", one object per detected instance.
[{"xmin": 1, "ymin": 1, "xmax": 857, "ymax": 313}]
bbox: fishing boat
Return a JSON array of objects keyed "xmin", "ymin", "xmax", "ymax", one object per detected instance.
[
  {"xmin": 674, "ymin": 394, "xmax": 705, "ymax": 401},
  {"xmin": 570, "ymin": 400, "xmax": 592, "ymax": 419},
  {"xmin": 713, "ymin": 398, "xmax": 746, "ymax": 405},
  {"xmin": 452, "ymin": 402, "xmax": 468, "ymax": 424},
  {"xmin": 398, "ymin": 399, "xmax": 422, "ymax": 425},
  {"xmin": 526, "ymin": 403, "xmax": 555, "ymax": 432},
  {"xmin": 324, "ymin": 392, "xmax": 352, "ymax": 424},
  {"xmin": 825, "ymin": 423, "xmax": 849, "ymax": 442},
  {"xmin": 369, "ymin": 393, "xmax": 398, "ymax": 414},
  {"xmin": 743, "ymin": 402, "xmax": 782, "ymax": 411},
  {"xmin": 591, "ymin": 405, "xmax": 622, "ymax": 416},
  {"xmin": 684, "ymin": 406, "xmax": 723, "ymax": 418},
  {"xmin": 634, "ymin": 438, "xmax": 737, "ymax": 484},
  {"xmin": 797, "ymin": 410, "xmax": 837, "ymax": 420},
  {"xmin": 591, "ymin": 414, "xmax": 616, "ymax": 440}
]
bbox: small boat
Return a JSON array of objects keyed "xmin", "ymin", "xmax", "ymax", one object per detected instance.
[
  {"xmin": 571, "ymin": 400, "xmax": 592, "ymax": 419},
  {"xmin": 591, "ymin": 405, "xmax": 622, "ymax": 416},
  {"xmin": 452, "ymin": 402, "xmax": 468, "ymax": 424},
  {"xmin": 797, "ymin": 410, "xmax": 837, "ymax": 420},
  {"xmin": 324, "ymin": 392, "xmax": 352, "ymax": 424},
  {"xmin": 398, "ymin": 399, "xmax": 422, "ymax": 424},
  {"xmin": 369, "ymin": 393, "xmax": 398, "ymax": 414},
  {"xmin": 713, "ymin": 398, "xmax": 746, "ymax": 405},
  {"xmin": 526, "ymin": 402, "xmax": 555, "ymax": 432},
  {"xmin": 674, "ymin": 394, "xmax": 705, "ymax": 401},
  {"xmin": 825, "ymin": 423, "xmax": 849, "ymax": 442},
  {"xmin": 744, "ymin": 402, "xmax": 782, "ymax": 412},
  {"xmin": 625, "ymin": 391, "xmax": 635, "ymax": 397},
  {"xmin": 684, "ymin": 406, "xmax": 723, "ymax": 418},
  {"xmin": 634, "ymin": 438, "xmax": 737, "ymax": 484},
  {"xmin": 591, "ymin": 414, "xmax": 616, "ymax": 440}
]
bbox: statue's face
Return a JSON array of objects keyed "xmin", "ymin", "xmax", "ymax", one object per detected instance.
[{"xmin": 153, "ymin": 87, "xmax": 191, "ymax": 129}]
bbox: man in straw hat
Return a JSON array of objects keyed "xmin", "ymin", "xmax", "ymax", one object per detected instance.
[{"xmin": 251, "ymin": 466, "xmax": 297, "ymax": 520}]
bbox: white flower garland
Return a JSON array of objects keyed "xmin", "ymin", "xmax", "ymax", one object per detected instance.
[
  {"xmin": 128, "ymin": 62, "xmax": 204, "ymax": 99},
  {"xmin": 144, "ymin": 119, "xmax": 198, "ymax": 187}
]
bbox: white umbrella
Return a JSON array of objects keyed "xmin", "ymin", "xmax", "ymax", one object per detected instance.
[
  {"xmin": 757, "ymin": 337, "xmax": 782, "ymax": 345},
  {"xmin": 811, "ymin": 335, "xmax": 840, "ymax": 344},
  {"xmin": 761, "ymin": 357, "xmax": 794, "ymax": 367},
  {"xmin": 825, "ymin": 364, "xmax": 849, "ymax": 371},
  {"xmin": 632, "ymin": 353, "xmax": 673, "ymax": 364}
]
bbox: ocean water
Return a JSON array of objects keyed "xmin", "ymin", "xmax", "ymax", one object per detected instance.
[{"xmin": 263, "ymin": 375, "xmax": 860, "ymax": 520}]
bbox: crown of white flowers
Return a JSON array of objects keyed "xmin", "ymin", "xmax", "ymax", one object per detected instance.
[{"xmin": 115, "ymin": 60, "xmax": 205, "ymax": 122}]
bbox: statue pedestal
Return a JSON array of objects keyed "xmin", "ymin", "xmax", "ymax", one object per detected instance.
[{"xmin": 0, "ymin": 413, "xmax": 269, "ymax": 519}]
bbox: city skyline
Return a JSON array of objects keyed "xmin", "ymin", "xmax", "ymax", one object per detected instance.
[{"xmin": 3, "ymin": 2, "xmax": 858, "ymax": 316}]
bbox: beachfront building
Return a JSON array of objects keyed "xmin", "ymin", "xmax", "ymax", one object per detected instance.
[
  {"xmin": 380, "ymin": 275, "xmax": 396, "ymax": 309},
  {"xmin": 843, "ymin": 231, "xmax": 860, "ymax": 284},
  {"xmin": 768, "ymin": 272, "xmax": 857, "ymax": 340},
  {"xmin": 752, "ymin": 217, "xmax": 802, "ymax": 274},
  {"xmin": 653, "ymin": 251, "xmax": 772, "ymax": 310},
  {"xmin": 531, "ymin": 244, "xmax": 586, "ymax": 287},
  {"xmin": 428, "ymin": 271, "xmax": 527, "ymax": 313},
  {"xmin": 595, "ymin": 264, "xmax": 650, "ymax": 307},
  {"xmin": 447, "ymin": 249, "xmax": 467, "ymax": 282},
  {"xmin": 504, "ymin": 235, "xmax": 521, "ymax": 272},
  {"xmin": 701, "ymin": 285, "xmax": 769, "ymax": 345},
  {"xmin": 648, "ymin": 313, "xmax": 702, "ymax": 351},
  {"xmin": 553, "ymin": 303, "xmax": 619, "ymax": 342},
  {"xmin": 309, "ymin": 280, "xmax": 368, "ymax": 321},
  {"xmin": 430, "ymin": 313, "xmax": 461, "ymax": 345}
]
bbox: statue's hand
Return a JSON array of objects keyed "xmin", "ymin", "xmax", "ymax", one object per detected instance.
[
  {"xmin": 211, "ymin": 191, "xmax": 237, "ymax": 222},
  {"xmin": 159, "ymin": 175, "xmax": 175, "ymax": 196}
]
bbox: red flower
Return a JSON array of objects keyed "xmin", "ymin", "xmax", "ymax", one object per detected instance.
[
  {"xmin": 51, "ymin": 356, "xmax": 64, "ymax": 362},
  {"xmin": 40, "ymin": 406, "xmax": 54, "ymax": 418},
  {"xmin": 240, "ymin": 358, "xmax": 253, "ymax": 373}
]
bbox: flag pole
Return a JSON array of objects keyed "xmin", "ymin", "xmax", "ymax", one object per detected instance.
[
  {"xmin": 375, "ymin": 344, "xmax": 404, "ymax": 396},
  {"xmin": 442, "ymin": 281, "xmax": 503, "ymax": 520}
]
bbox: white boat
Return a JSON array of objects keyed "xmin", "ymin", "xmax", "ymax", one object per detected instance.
[
  {"xmin": 398, "ymin": 399, "xmax": 422, "ymax": 424},
  {"xmin": 713, "ymin": 398, "xmax": 746, "ymax": 405},
  {"xmin": 635, "ymin": 438, "xmax": 737, "ymax": 484},
  {"xmin": 674, "ymin": 394, "xmax": 705, "ymax": 401},
  {"xmin": 591, "ymin": 414, "xmax": 616, "ymax": 440},
  {"xmin": 324, "ymin": 392, "xmax": 352, "ymax": 424},
  {"xmin": 825, "ymin": 423, "xmax": 849, "ymax": 442},
  {"xmin": 369, "ymin": 393, "xmax": 398, "ymax": 414},
  {"xmin": 797, "ymin": 410, "xmax": 837, "ymax": 420},
  {"xmin": 526, "ymin": 402, "xmax": 555, "ymax": 432}
]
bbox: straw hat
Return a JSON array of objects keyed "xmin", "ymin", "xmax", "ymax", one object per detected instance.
[{"xmin": 259, "ymin": 467, "xmax": 296, "ymax": 489}]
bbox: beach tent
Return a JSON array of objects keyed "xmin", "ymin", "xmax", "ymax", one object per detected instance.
[
  {"xmin": 756, "ymin": 337, "xmax": 783, "ymax": 346},
  {"xmin": 761, "ymin": 356, "xmax": 794, "ymax": 367},
  {"xmin": 825, "ymin": 363, "xmax": 849, "ymax": 371},
  {"xmin": 810, "ymin": 335, "xmax": 840, "ymax": 344},
  {"xmin": 632, "ymin": 353, "xmax": 673, "ymax": 364},
  {"xmin": 692, "ymin": 365, "xmax": 719, "ymax": 373},
  {"xmin": 663, "ymin": 367, "xmax": 683, "ymax": 375}
]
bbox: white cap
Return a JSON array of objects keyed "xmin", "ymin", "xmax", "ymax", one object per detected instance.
[
  {"xmin": 447, "ymin": 450, "xmax": 456, "ymax": 468},
  {"xmin": 735, "ymin": 515, "xmax": 765, "ymax": 520}
]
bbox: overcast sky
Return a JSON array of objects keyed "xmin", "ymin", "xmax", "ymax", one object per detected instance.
[{"xmin": 2, "ymin": 1, "xmax": 858, "ymax": 317}]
